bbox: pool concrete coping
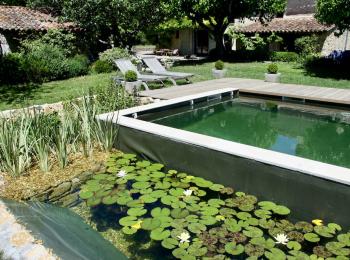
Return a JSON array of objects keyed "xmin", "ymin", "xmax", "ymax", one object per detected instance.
[{"xmin": 98, "ymin": 88, "xmax": 350, "ymax": 186}]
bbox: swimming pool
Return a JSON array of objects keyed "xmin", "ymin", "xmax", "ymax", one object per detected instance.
[{"xmin": 141, "ymin": 96, "xmax": 350, "ymax": 169}]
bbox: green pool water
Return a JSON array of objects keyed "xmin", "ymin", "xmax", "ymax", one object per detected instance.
[{"xmin": 147, "ymin": 98, "xmax": 350, "ymax": 168}]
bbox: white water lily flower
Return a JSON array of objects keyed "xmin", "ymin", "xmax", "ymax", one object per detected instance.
[
  {"xmin": 117, "ymin": 170, "xmax": 127, "ymax": 178},
  {"xmin": 274, "ymin": 233, "xmax": 289, "ymax": 245},
  {"xmin": 177, "ymin": 232, "xmax": 190, "ymax": 243},
  {"xmin": 183, "ymin": 189, "xmax": 193, "ymax": 197}
]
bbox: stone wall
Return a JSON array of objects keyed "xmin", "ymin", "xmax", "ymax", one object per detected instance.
[{"xmin": 322, "ymin": 29, "xmax": 350, "ymax": 55}]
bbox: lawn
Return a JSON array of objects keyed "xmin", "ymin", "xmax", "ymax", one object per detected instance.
[
  {"xmin": 1, "ymin": 61, "xmax": 349, "ymax": 111},
  {"xmin": 0, "ymin": 73, "xmax": 114, "ymax": 111}
]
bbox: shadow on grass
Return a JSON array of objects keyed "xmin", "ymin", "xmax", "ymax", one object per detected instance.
[
  {"xmin": 90, "ymin": 205, "xmax": 173, "ymax": 260},
  {"xmin": 0, "ymin": 83, "xmax": 42, "ymax": 110},
  {"xmin": 303, "ymin": 64, "xmax": 350, "ymax": 81}
]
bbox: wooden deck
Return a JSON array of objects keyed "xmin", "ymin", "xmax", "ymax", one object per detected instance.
[{"xmin": 140, "ymin": 78, "xmax": 350, "ymax": 105}]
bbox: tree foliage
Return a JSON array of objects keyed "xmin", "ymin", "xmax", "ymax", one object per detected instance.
[
  {"xmin": 61, "ymin": 0, "xmax": 170, "ymax": 49},
  {"xmin": 316, "ymin": 0, "xmax": 350, "ymax": 34},
  {"xmin": 172, "ymin": 0, "xmax": 286, "ymax": 56},
  {"xmin": 27, "ymin": 0, "xmax": 171, "ymax": 52}
]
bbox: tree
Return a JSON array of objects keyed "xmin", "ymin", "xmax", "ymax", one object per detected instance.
[
  {"xmin": 62, "ymin": 0, "xmax": 170, "ymax": 51},
  {"xmin": 28, "ymin": 0, "xmax": 171, "ymax": 53},
  {"xmin": 316, "ymin": 0, "xmax": 350, "ymax": 34},
  {"xmin": 172, "ymin": 0, "xmax": 286, "ymax": 57}
]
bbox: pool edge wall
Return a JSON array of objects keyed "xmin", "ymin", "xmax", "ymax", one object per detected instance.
[{"xmin": 116, "ymin": 125, "xmax": 350, "ymax": 228}]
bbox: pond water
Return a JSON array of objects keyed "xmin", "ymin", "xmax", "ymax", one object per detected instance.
[{"xmin": 143, "ymin": 98, "xmax": 350, "ymax": 168}]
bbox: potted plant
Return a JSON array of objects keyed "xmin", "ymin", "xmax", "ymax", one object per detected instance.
[
  {"xmin": 123, "ymin": 70, "xmax": 141, "ymax": 94},
  {"xmin": 212, "ymin": 60, "xmax": 226, "ymax": 79},
  {"xmin": 265, "ymin": 63, "xmax": 281, "ymax": 83}
]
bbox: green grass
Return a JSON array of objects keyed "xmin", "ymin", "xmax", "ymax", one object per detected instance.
[
  {"xmin": 171, "ymin": 62, "xmax": 350, "ymax": 88},
  {"xmin": 0, "ymin": 73, "xmax": 114, "ymax": 111},
  {"xmin": 1, "ymin": 62, "xmax": 350, "ymax": 111}
]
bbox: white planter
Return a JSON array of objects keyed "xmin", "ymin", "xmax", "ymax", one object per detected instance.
[
  {"xmin": 265, "ymin": 73, "xmax": 281, "ymax": 83},
  {"xmin": 212, "ymin": 69, "xmax": 227, "ymax": 79},
  {"xmin": 123, "ymin": 80, "xmax": 142, "ymax": 94}
]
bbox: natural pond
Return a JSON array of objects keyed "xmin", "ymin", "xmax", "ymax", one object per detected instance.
[
  {"xmin": 140, "ymin": 97, "xmax": 350, "ymax": 169},
  {"xmin": 77, "ymin": 152, "xmax": 350, "ymax": 259}
]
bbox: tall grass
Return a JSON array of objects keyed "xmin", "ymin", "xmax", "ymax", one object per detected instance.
[
  {"xmin": 0, "ymin": 81, "xmax": 135, "ymax": 177},
  {"xmin": 0, "ymin": 116, "xmax": 32, "ymax": 177}
]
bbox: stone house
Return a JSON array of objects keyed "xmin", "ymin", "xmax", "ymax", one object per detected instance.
[
  {"xmin": 167, "ymin": 28, "xmax": 217, "ymax": 56},
  {"xmin": 235, "ymin": 0, "xmax": 350, "ymax": 55},
  {"xmin": 0, "ymin": 5, "xmax": 75, "ymax": 55}
]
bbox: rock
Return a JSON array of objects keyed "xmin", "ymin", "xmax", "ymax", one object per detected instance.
[
  {"xmin": 77, "ymin": 171, "xmax": 93, "ymax": 183},
  {"xmin": 48, "ymin": 182, "xmax": 72, "ymax": 200},
  {"xmin": 71, "ymin": 178, "xmax": 81, "ymax": 191},
  {"xmin": 57, "ymin": 192, "xmax": 79, "ymax": 208}
]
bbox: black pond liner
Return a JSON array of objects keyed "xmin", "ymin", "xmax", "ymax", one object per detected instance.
[{"xmin": 3, "ymin": 199, "xmax": 127, "ymax": 260}]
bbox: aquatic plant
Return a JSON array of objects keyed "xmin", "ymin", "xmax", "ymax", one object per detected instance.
[
  {"xmin": 0, "ymin": 115, "xmax": 32, "ymax": 176},
  {"xmin": 80, "ymin": 152, "xmax": 350, "ymax": 259}
]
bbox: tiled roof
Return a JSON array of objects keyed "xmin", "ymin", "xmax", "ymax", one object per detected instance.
[
  {"xmin": 238, "ymin": 16, "xmax": 333, "ymax": 34},
  {"xmin": 0, "ymin": 5, "xmax": 75, "ymax": 32}
]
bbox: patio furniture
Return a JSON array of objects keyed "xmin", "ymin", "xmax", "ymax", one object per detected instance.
[
  {"xmin": 114, "ymin": 59, "xmax": 170, "ymax": 90},
  {"xmin": 143, "ymin": 57, "xmax": 194, "ymax": 84}
]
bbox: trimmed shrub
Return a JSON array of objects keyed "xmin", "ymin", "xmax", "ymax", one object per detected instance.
[
  {"xmin": 124, "ymin": 70, "xmax": 137, "ymax": 82},
  {"xmin": 267, "ymin": 63, "xmax": 278, "ymax": 74},
  {"xmin": 0, "ymin": 53, "xmax": 26, "ymax": 84},
  {"xmin": 65, "ymin": 54, "xmax": 90, "ymax": 78},
  {"xmin": 214, "ymin": 60, "xmax": 225, "ymax": 70},
  {"xmin": 295, "ymin": 35, "xmax": 321, "ymax": 55},
  {"xmin": 92, "ymin": 60, "xmax": 114, "ymax": 74},
  {"xmin": 99, "ymin": 48, "xmax": 130, "ymax": 67},
  {"xmin": 270, "ymin": 52, "xmax": 299, "ymax": 62}
]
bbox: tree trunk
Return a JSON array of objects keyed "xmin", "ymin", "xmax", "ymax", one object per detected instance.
[{"xmin": 214, "ymin": 30, "xmax": 225, "ymax": 59}]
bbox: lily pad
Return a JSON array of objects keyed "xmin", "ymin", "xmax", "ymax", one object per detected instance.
[
  {"xmin": 119, "ymin": 216, "xmax": 137, "ymax": 226},
  {"xmin": 122, "ymin": 226, "xmax": 137, "ymax": 235},
  {"xmin": 243, "ymin": 226, "xmax": 264, "ymax": 238},
  {"xmin": 225, "ymin": 242, "xmax": 244, "ymax": 255},
  {"xmin": 86, "ymin": 197, "xmax": 101, "ymax": 207},
  {"xmin": 141, "ymin": 218, "xmax": 161, "ymax": 230},
  {"xmin": 209, "ymin": 184, "xmax": 224, "ymax": 191},
  {"xmin": 161, "ymin": 238, "xmax": 178, "ymax": 249},
  {"xmin": 295, "ymin": 221, "xmax": 314, "ymax": 233},
  {"xmin": 237, "ymin": 212, "xmax": 251, "ymax": 220},
  {"xmin": 151, "ymin": 207, "xmax": 171, "ymax": 217},
  {"xmin": 304, "ymin": 233, "xmax": 320, "ymax": 243},
  {"xmin": 201, "ymin": 206, "xmax": 219, "ymax": 216},
  {"xmin": 244, "ymin": 243, "xmax": 264, "ymax": 257},
  {"xmin": 272, "ymin": 205, "xmax": 290, "ymax": 215},
  {"xmin": 188, "ymin": 223, "xmax": 207, "ymax": 234},
  {"xmin": 171, "ymin": 208, "xmax": 190, "ymax": 219},
  {"xmin": 150, "ymin": 228, "xmax": 171, "ymax": 241},
  {"xmin": 127, "ymin": 207, "xmax": 147, "ymax": 217},
  {"xmin": 139, "ymin": 194, "xmax": 158, "ymax": 204},
  {"xmin": 102, "ymin": 195, "xmax": 118, "ymax": 205},
  {"xmin": 161, "ymin": 195, "xmax": 178, "ymax": 205},
  {"xmin": 264, "ymin": 248, "xmax": 286, "ymax": 259},
  {"xmin": 287, "ymin": 241, "xmax": 302, "ymax": 251},
  {"xmin": 132, "ymin": 181, "xmax": 151, "ymax": 190},
  {"xmin": 79, "ymin": 190, "xmax": 93, "ymax": 199},
  {"xmin": 314, "ymin": 226, "xmax": 334, "ymax": 238}
]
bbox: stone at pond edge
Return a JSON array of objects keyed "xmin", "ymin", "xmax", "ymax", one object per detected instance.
[{"xmin": 49, "ymin": 182, "xmax": 72, "ymax": 199}]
